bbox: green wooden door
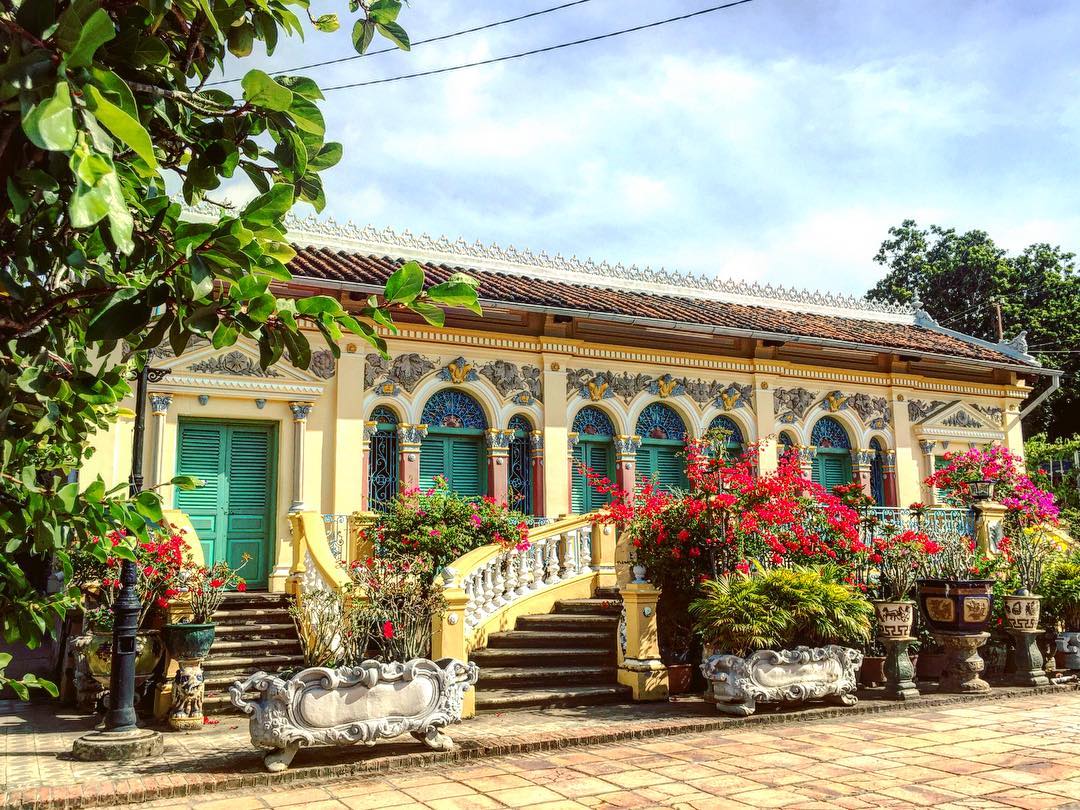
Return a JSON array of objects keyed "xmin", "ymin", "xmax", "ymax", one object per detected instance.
[
  {"xmin": 638, "ymin": 441, "xmax": 688, "ymax": 492},
  {"xmin": 571, "ymin": 440, "xmax": 613, "ymax": 514},
  {"xmin": 812, "ymin": 451, "xmax": 853, "ymax": 491},
  {"xmin": 418, "ymin": 431, "xmax": 485, "ymax": 497},
  {"xmin": 175, "ymin": 420, "xmax": 275, "ymax": 589}
]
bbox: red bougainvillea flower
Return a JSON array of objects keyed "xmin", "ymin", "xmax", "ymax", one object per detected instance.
[
  {"xmin": 382, "ymin": 620, "xmax": 395, "ymax": 640},
  {"xmin": 236, "ymin": 581, "xmax": 247, "ymax": 592}
]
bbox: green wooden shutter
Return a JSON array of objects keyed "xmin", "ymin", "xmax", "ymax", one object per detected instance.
[
  {"xmin": 419, "ymin": 436, "xmax": 445, "ymax": 491},
  {"xmin": 449, "ymin": 437, "xmax": 483, "ymax": 498},
  {"xmin": 226, "ymin": 427, "xmax": 272, "ymax": 587},
  {"xmin": 571, "ymin": 443, "xmax": 586, "ymax": 513},
  {"xmin": 812, "ymin": 453, "xmax": 852, "ymax": 491},
  {"xmin": 654, "ymin": 445, "xmax": 687, "ymax": 491},
  {"xmin": 588, "ymin": 444, "xmax": 613, "ymax": 510},
  {"xmin": 174, "ymin": 423, "xmax": 225, "ymax": 567}
]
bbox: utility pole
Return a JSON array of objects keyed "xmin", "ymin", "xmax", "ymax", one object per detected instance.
[{"xmin": 993, "ymin": 300, "xmax": 1005, "ymax": 342}]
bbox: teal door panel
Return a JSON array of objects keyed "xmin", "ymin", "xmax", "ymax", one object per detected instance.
[
  {"xmin": 419, "ymin": 431, "xmax": 485, "ymax": 497},
  {"xmin": 571, "ymin": 440, "xmax": 613, "ymax": 514}
]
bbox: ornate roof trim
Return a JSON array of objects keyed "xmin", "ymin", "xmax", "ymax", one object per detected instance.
[{"xmin": 272, "ymin": 212, "xmax": 917, "ymax": 324}]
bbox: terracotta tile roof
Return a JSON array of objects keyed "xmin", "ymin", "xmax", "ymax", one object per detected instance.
[{"xmin": 289, "ymin": 246, "xmax": 1036, "ymax": 369}]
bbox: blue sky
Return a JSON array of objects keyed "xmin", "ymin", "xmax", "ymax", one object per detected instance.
[{"xmin": 216, "ymin": 1, "xmax": 1080, "ymax": 295}]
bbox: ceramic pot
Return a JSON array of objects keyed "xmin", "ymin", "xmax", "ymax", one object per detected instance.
[
  {"xmin": 163, "ymin": 622, "xmax": 217, "ymax": 661},
  {"xmin": 916, "ymin": 579, "xmax": 994, "ymax": 634},
  {"xmin": 84, "ymin": 630, "xmax": 164, "ymax": 687},
  {"xmin": 1002, "ymin": 594, "xmax": 1041, "ymax": 632},
  {"xmin": 872, "ymin": 600, "xmax": 915, "ymax": 639},
  {"xmin": 667, "ymin": 663, "xmax": 693, "ymax": 695},
  {"xmin": 859, "ymin": 655, "xmax": 886, "ymax": 687},
  {"xmin": 916, "ymin": 651, "xmax": 947, "ymax": 680}
]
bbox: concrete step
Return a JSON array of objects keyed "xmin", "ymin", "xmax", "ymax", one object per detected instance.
[
  {"xmin": 485, "ymin": 630, "xmax": 613, "ymax": 649},
  {"xmin": 470, "ymin": 647, "xmax": 613, "ymax": 667},
  {"xmin": 211, "ymin": 637, "xmax": 302, "ymax": 655},
  {"xmin": 213, "ymin": 608, "xmax": 293, "ymax": 624},
  {"xmin": 213, "ymin": 622, "xmax": 298, "ymax": 639},
  {"xmin": 476, "ymin": 685, "xmax": 631, "ymax": 711},
  {"xmin": 593, "ymin": 587, "xmax": 623, "ymax": 601},
  {"xmin": 515, "ymin": 614, "xmax": 619, "ymax": 632},
  {"xmin": 476, "ymin": 665, "xmax": 616, "ymax": 689},
  {"xmin": 552, "ymin": 598, "xmax": 623, "ymax": 616},
  {"xmin": 219, "ymin": 592, "xmax": 292, "ymax": 608},
  {"xmin": 203, "ymin": 653, "xmax": 304, "ymax": 673}
]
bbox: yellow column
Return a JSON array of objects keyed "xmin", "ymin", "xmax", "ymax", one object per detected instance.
[
  {"xmin": 1002, "ymin": 396, "xmax": 1026, "ymax": 460},
  {"xmin": 333, "ymin": 347, "xmax": 367, "ymax": 514},
  {"xmin": 752, "ymin": 377, "xmax": 778, "ymax": 475},
  {"xmin": 617, "ymin": 577, "xmax": 668, "ymax": 701},
  {"xmin": 147, "ymin": 393, "xmax": 172, "ymax": 491},
  {"xmin": 592, "ymin": 522, "xmax": 617, "ymax": 588},
  {"xmin": 430, "ymin": 578, "xmax": 473, "ymax": 717},
  {"xmin": 974, "ymin": 500, "xmax": 1008, "ymax": 555},
  {"xmin": 541, "ymin": 357, "xmax": 569, "ymax": 517},
  {"xmin": 890, "ymin": 388, "xmax": 921, "ymax": 507},
  {"xmin": 919, "ymin": 439, "xmax": 938, "ymax": 505}
]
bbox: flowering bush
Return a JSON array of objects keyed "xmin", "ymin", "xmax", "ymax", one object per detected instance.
[
  {"xmin": 926, "ymin": 445, "xmax": 1059, "ymax": 527},
  {"xmin": 180, "ymin": 556, "xmax": 250, "ymax": 623},
  {"xmin": 359, "ymin": 477, "xmax": 529, "ymax": 579},
  {"xmin": 288, "ymin": 587, "xmax": 371, "ymax": 668},
  {"xmin": 72, "ymin": 528, "xmax": 187, "ymax": 631},
  {"xmin": 348, "ymin": 555, "xmax": 446, "ymax": 661}
]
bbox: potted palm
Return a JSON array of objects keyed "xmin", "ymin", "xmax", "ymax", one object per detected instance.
[{"xmin": 1042, "ymin": 553, "xmax": 1080, "ymax": 669}]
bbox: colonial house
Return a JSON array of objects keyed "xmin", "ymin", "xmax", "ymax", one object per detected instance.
[{"xmin": 84, "ymin": 217, "xmax": 1054, "ymax": 595}]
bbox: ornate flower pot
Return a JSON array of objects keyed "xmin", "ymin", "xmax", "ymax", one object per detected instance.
[
  {"xmin": 701, "ymin": 645, "xmax": 862, "ymax": 717},
  {"xmin": 84, "ymin": 630, "xmax": 164, "ymax": 688},
  {"xmin": 916, "ymin": 579, "xmax": 994, "ymax": 634},
  {"xmin": 859, "ymin": 655, "xmax": 886, "ymax": 687},
  {"xmin": 872, "ymin": 600, "xmax": 915, "ymax": 639},
  {"xmin": 162, "ymin": 623, "xmax": 217, "ymax": 660},
  {"xmin": 231, "ymin": 658, "xmax": 479, "ymax": 771},
  {"xmin": 1002, "ymin": 595, "xmax": 1041, "ymax": 632}
]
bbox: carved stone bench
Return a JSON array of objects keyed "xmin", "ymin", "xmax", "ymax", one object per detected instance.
[
  {"xmin": 702, "ymin": 645, "xmax": 862, "ymax": 717},
  {"xmin": 230, "ymin": 658, "xmax": 479, "ymax": 771}
]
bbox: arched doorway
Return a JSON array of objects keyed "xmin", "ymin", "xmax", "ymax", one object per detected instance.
[
  {"xmin": 636, "ymin": 402, "xmax": 689, "ymax": 492},
  {"xmin": 571, "ymin": 406, "xmax": 616, "ymax": 514},
  {"xmin": 368, "ymin": 405, "xmax": 399, "ymax": 511},
  {"xmin": 508, "ymin": 413, "xmax": 533, "ymax": 515},
  {"xmin": 709, "ymin": 414, "xmax": 745, "ymax": 459},
  {"xmin": 419, "ymin": 390, "xmax": 487, "ymax": 497},
  {"xmin": 870, "ymin": 437, "xmax": 886, "ymax": 506},
  {"xmin": 810, "ymin": 416, "xmax": 853, "ymax": 490},
  {"xmin": 778, "ymin": 430, "xmax": 798, "ymax": 461}
]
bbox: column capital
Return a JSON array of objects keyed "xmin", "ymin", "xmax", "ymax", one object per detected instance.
[
  {"xmin": 362, "ymin": 420, "xmax": 378, "ymax": 442},
  {"xmin": 919, "ymin": 439, "xmax": 936, "ymax": 456},
  {"xmin": 398, "ymin": 423, "xmax": 428, "ymax": 447},
  {"xmin": 289, "ymin": 401, "xmax": 313, "ymax": 422},
  {"xmin": 485, "ymin": 428, "xmax": 514, "ymax": 452},
  {"xmin": 614, "ymin": 434, "xmax": 642, "ymax": 459},
  {"xmin": 852, "ymin": 448, "xmax": 875, "ymax": 469},
  {"xmin": 881, "ymin": 449, "xmax": 897, "ymax": 474},
  {"xmin": 567, "ymin": 432, "xmax": 580, "ymax": 450},
  {"xmin": 529, "ymin": 430, "xmax": 544, "ymax": 454},
  {"xmin": 797, "ymin": 445, "xmax": 817, "ymax": 464},
  {"xmin": 149, "ymin": 392, "xmax": 173, "ymax": 415}
]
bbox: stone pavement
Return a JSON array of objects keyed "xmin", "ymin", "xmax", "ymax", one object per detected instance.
[
  {"xmin": 136, "ymin": 691, "xmax": 1080, "ymax": 810},
  {"xmin": 1, "ymin": 686, "xmax": 1077, "ymax": 809}
]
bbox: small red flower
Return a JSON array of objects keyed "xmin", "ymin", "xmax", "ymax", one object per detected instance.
[
  {"xmin": 382, "ymin": 620, "xmax": 394, "ymax": 640},
  {"xmin": 236, "ymin": 581, "xmax": 247, "ymax": 592}
]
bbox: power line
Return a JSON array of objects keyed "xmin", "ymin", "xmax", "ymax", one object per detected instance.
[
  {"xmin": 207, "ymin": 0, "xmax": 598, "ymax": 86},
  {"xmin": 937, "ymin": 301, "xmax": 985, "ymax": 327},
  {"xmin": 321, "ymin": 0, "xmax": 757, "ymax": 92}
]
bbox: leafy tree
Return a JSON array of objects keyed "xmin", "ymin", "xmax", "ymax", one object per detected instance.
[
  {"xmin": 867, "ymin": 220, "xmax": 1079, "ymax": 439},
  {"xmin": 0, "ymin": 0, "xmax": 478, "ymax": 695}
]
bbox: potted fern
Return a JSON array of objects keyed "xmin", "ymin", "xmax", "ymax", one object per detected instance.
[
  {"xmin": 1042, "ymin": 553, "xmax": 1080, "ymax": 669},
  {"xmin": 692, "ymin": 565, "xmax": 872, "ymax": 715}
]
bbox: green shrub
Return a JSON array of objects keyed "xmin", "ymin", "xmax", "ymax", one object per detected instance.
[{"xmin": 1042, "ymin": 553, "xmax": 1080, "ymax": 630}]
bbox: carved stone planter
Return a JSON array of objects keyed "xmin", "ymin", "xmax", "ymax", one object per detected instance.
[
  {"xmin": 1057, "ymin": 631, "xmax": 1080, "ymax": 670},
  {"xmin": 701, "ymin": 645, "xmax": 862, "ymax": 717},
  {"xmin": 872, "ymin": 600, "xmax": 915, "ymax": 638},
  {"xmin": 230, "ymin": 658, "xmax": 479, "ymax": 772},
  {"xmin": 1002, "ymin": 594, "xmax": 1041, "ymax": 632},
  {"xmin": 917, "ymin": 579, "xmax": 994, "ymax": 634}
]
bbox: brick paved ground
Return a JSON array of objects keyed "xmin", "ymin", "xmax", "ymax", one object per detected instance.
[
  {"xmin": 138, "ymin": 691, "xmax": 1080, "ymax": 810},
  {"xmin": 1, "ymin": 687, "xmax": 1078, "ymax": 809}
]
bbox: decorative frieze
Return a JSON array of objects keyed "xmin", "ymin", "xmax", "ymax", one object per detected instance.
[
  {"xmin": 774, "ymin": 387, "xmax": 815, "ymax": 422},
  {"xmin": 908, "ymin": 399, "xmax": 947, "ymax": 424},
  {"xmin": 717, "ymin": 383, "xmax": 753, "ymax": 411},
  {"xmin": 479, "ymin": 359, "xmax": 543, "ymax": 403},
  {"xmin": 189, "ymin": 350, "xmax": 281, "ymax": 378},
  {"xmin": 976, "ymin": 405, "xmax": 1004, "ymax": 426},
  {"xmin": 365, "ymin": 352, "xmax": 436, "ymax": 393},
  {"xmin": 309, "ymin": 350, "xmax": 336, "ymax": 379},
  {"xmin": 649, "ymin": 374, "xmax": 684, "ymax": 399},
  {"xmin": 439, "ymin": 356, "xmax": 478, "ymax": 384},
  {"xmin": 683, "ymin": 378, "xmax": 726, "ymax": 405},
  {"xmin": 568, "ymin": 368, "xmax": 753, "ymax": 411},
  {"xmin": 941, "ymin": 410, "xmax": 984, "ymax": 429}
]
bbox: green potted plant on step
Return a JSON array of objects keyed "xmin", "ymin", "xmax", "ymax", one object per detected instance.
[{"xmin": 1042, "ymin": 551, "xmax": 1080, "ymax": 669}]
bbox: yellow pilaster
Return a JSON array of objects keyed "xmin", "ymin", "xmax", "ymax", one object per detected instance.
[
  {"xmin": 890, "ymin": 387, "xmax": 921, "ymax": 506},
  {"xmin": 592, "ymin": 522, "xmax": 617, "ymax": 588},
  {"xmin": 332, "ymin": 347, "xmax": 366, "ymax": 514},
  {"xmin": 541, "ymin": 356, "xmax": 569, "ymax": 517},
  {"xmin": 751, "ymin": 376, "xmax": 779, "ymax": 475},
  {"xmin": 617, "ymin": 580, "xmax": 668, "ymax": 701},
  {"xmin": 431, "ymin": 583, "xmax": 473, "ymax": 717},
  {"xmin": 974, "ymin": 500, "xmax": 1008, "ymax": 555}
]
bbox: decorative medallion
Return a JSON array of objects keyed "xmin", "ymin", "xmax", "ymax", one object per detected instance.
[
  {"xmin": 439, "ymin": 356, "xmax": 478, "ymax": 385},
  {"xmin": 847, "ymin": 393, "xmax": 889, "ymax": 425},
  {"xmin": 649, "ymin": 373, "xmax": 684, "ymax": 399},
  {"xmin": 188, "ymin": 350, "xmax": 281, "ymax": 378},
  {"xmin": 925, "ymin": 597, "xmax": 954, "ymax": 623},
  {"xmin": 683, "ymin": 378, "xmax": 726, "ymax": 405},
  {"xmin": 942, "ymin": 410, "xmax": 984, "ymax": 429},
  {"xmin": 479, "ymin": 360, "xmax": 543, "ymax": 403},
  {"xmin": 365, "ymin": 352, "xmax": 436, "ymax": 393},
  {"xmin": 610, "ymin": 371, "xmax": 653, "ymax": 403},
  {"xmin": 717, "ymin": 383, "xmax": 753, "ymax": 411},
  {"xmin": 376, "ymin": 381, "xmax": 401, "ymax": 397},
  {"xmin": 773, "ymin": 387, "xmax": 814, "ymax": 420},
  {"xmin": 822, "ymin": 391, "xmax": 849, "ymax": 413},
  {"xmin": 309, "ymin": 350, "xmax": 337, "ymax": 379}
]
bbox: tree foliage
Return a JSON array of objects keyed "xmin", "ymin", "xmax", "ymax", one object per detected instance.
[
  {"xmin": 867, "ymin": 220, "xmax": 1079, "ymax": 438},
  {"xmin": 0, "ymin": 0, "xmax": 476, "ymax": 692}
]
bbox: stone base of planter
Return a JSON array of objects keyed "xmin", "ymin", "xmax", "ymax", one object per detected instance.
[
  {"xmin": 71, "ymin": 728, "xmax": 164, "ymax": 761},
  {"xmin": 1007, "ymin": 629, "xmax": 1051, "ymax": 688},
  {"xmin": 167, "ymin": 658, "xmax": 206, "ymax": 731},
  {"xmin": 881, "ymin": 637, "xmax": 920, "ymax": 701},
  {"xmin": 934, "ymin": 632, "xmax": 991, "ymax": 695}
]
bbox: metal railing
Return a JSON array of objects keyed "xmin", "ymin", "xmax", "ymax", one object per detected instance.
[
  {"xmin": 865, "ymin": 506, "xmax": 975, "ymax": 543},
  {"xmin": 322, "ymin": 513, "xmax": 349, "ymax": 562}
]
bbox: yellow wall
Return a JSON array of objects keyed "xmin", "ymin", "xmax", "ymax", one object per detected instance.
[{"xmin": 82, "ymin": 326, "xmax": 1031, "ymax": 591}]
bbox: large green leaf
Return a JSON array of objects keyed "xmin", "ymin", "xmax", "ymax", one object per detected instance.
[
  {"xmin": 428, "ymin": 280, "xmax": 482, "ymax": 315},
  {"xmin": 241, "ymin": 70, "xmax": 294, "ymax": 112},
  {"xmin": 243, "ymin": 184, "xmax": 294, "ymax": 226},
  {"xmin": 384, "ymin": 261, "xmax": 424, "ymax": 304},
  {"xmin": 22, "ymin": 82, "xmax": 76, "ymax": 151},
  {"xmin": 84, "ymin": 86, "xmax": 157, "ymax": 169},
  {"xmin": 64, "ymin": 8, "xmax": 117, "ymax": 68},
  {"xmin": 376, "ymin": 21, "xmax": 410, "ymax": 51}
]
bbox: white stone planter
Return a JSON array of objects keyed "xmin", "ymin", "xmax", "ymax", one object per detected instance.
[
  {"xmin": 230, "ymin": 658, "xmax": 479, "ymax": 771},
  {"xmin": 1057, "ymin": 632, "xmax": 1080, "ymax": 670},
  {"xmin": 701, "ymin": 645, "xmax": 862, "ymax": 717}
]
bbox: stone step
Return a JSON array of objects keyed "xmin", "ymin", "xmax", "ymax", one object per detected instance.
[
  {"xmin": 593, "ymin": 587, "xmax": 623, "ymax": 601},
  {"xmin": 476, "ymin": 665, "xmax": 616, "ymax": 688},
  {"xmin": 212, "ymin": 622, "xmax": 298, "ymax": 639},
  {"xmin": 552, "ymin": 598, "xmax": 623, "ymax": 616},
  {"xmin": 470, "ymin": 647, "xmax": 613, "ymax": 667},
  {"xmin": 515, "ymin": 614, "xmax": 619, "ymax": 632},
  {"xmin": 485, "ymin": 630, "xmax": 613, "ymax": 649},
  {"xmin": 212, "ymin": 608, "xmax": 294, "ymax": 624},
  {"xmin": 203, "ymin": 653, "xmax": 304, "ymax": 673},
  {"xmin": 476, "ymin": 685, "xmax": 631, "ymax": 711},
  {"xmin": 210, "ymin": 637, "xmax": 302, "ymax": 655},
  {"xmin": 220, "ymin": 592, "xmax": 292, "ymax": 607},
  {"xmin": 202, "ymin": 690, "xmax": 248, "ymax": 714}
]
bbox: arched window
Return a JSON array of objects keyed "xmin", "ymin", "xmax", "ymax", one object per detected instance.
[
  {"xmin": 571, "ymin": 406, "xmax": 615, "ymax": 514},
  {"xmin": 508, "ymin": 414, "xmax": 533, "ymax": 515},
  {"xmin": 709, "ymin": 414, "xmax": 745, "ymax": 457},
  {"xmin": 870, "ymin": 437, "xmax": 886, "ymax": 506},
  {"xmin": 778, "ymin": 431, "xmax": 798, "ymax": 460},
  {"xmin": 810, "ymin": 416, "xmax": 853, "ymax": 490},
  {"xmin": 368, "ymin": 405, "xmax": 399, "ymax": 511},
  {"xmin": 418, "ymin": 390, "xmax": 487, "ymax": 497},
  {"xmin": 636, "ymin": 403, "xmax": 689, "ymax": 492}
]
